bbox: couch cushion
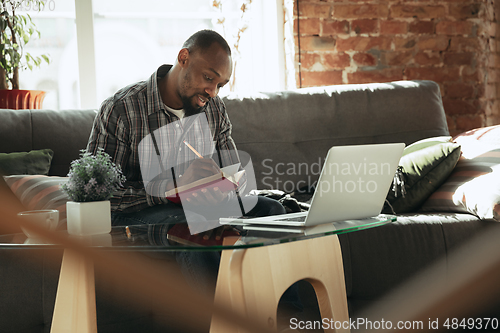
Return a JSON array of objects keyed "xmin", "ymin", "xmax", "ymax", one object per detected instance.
[
  {"xmin": 3, "ymin": 175, "xmax": 70, "ymax": 228},
  {"xmin": 0, "ymin": 109, "xmax": 97, "ymax": 177},
  {"xmin": 421, "ymin": 125, "xmax": 500, "ymax": 221},
  {"xmin": 384, "ymin": 139, "xmax": 461, "ymax": 214},
  {"xmin": 338, "ymin": 212, "xmax": 497, "ymax": 315},
  {"xmin": 0, "ymin": 149, "xmax": 54, "ymax": 176},
  {"xmin": 224, "ymin": 80, "xmax": 449, "ymax": 191}
]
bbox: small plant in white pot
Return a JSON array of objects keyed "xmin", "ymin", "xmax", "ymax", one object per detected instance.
[{"xmin": 61, "ymin": 148, "xmax": 125, "ymax": 236}]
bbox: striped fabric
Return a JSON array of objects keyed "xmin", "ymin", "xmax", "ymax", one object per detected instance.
[
  {"xmin": 3, "ymin": 175, "xmax": 70, "ymax": 228},
  {"xmin": 421, "ymin": 125, "xmax": 500, "ymax": 221}
]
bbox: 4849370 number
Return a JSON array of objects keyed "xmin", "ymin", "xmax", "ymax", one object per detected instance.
[{"xmin": 443, "ymin": 318, "xmax": 498, "ymax": 330}]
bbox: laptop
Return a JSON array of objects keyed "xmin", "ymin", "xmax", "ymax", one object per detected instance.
[{"xmin": 219, "ymin": 143, "xmax": 405, "ymax": 233}]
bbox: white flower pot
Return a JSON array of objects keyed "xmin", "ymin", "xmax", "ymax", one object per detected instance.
[{"xmin": 66, "ymin": 200, "xmax": 111, "ymax": 236}]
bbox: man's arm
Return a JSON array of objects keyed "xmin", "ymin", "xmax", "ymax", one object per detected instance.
[
  {"xmin": 87, "ymin": 98, "xmax": 168, "ymax": 212},
  {"xmin": 213, "ymin": 98, "xmax": 249, "ymax": 194}
]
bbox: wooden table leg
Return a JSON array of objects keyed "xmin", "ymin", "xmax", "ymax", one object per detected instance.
[
  {"xmin": 210, "ymin": 234, "xmax": 350, "ymax": 333},
  {"xmin": 50, "ymin": 249, "xmax": 97, "ymax": 333}
]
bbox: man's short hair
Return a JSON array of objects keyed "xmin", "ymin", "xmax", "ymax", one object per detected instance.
[{"xmin": 183, "ymin": 29, "xmax": 232, "ymax": 57}]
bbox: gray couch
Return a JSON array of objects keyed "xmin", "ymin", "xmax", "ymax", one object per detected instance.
[{"xmin": 1, "ymin": 80, "xmax": 498, "ymax": 332}]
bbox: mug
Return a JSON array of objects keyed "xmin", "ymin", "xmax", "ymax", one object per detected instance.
[{"xmin": 17, "ymin": 209, "xmax": 59, "ymax": 238}]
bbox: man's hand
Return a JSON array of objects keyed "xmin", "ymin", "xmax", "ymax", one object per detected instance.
[
  {"xmin": 178, "ymin": 159, "xmax": 229, "ymax": 206},
  {"xmin": 178, "ymin": 159, "xmax": 221, "ymax": 186}
]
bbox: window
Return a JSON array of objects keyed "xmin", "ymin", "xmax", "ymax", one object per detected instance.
[{"xmin": 21, "ymin": 0, "xmax": 286, "ymax": 110}]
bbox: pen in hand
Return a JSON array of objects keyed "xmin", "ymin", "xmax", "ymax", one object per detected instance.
[{"xmin": 183, "ymin": 140, "xmax": 203, "ymax": 158}]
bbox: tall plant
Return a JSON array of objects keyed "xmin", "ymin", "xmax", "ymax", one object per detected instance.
[
  {"xmin": 212, "ymin": 0, "xmax": 252, "ymax": 92},
  {"xmin": 0, "ymin": 0, "xmax": 49, "ymax": 90}
]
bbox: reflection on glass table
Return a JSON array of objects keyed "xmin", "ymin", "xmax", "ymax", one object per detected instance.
[{"xmin": 0, "ymin": 214, "xmax": 396, "ymax": 251}]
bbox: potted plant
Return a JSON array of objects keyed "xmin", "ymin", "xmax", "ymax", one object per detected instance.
[
  {"xmin": 61, "ymin": 149, "xmax": 126, "ymax": 236},
  {"xmin": 0, "ymin": 0, "xmax": 50, "ymax": 109}
]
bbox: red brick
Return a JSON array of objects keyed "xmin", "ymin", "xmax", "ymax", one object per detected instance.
[
  {"xmin": 449, "ymin": 37, "xmax": 481, "ymax": 52},
  {"xmin": 462, "ymin": 66, "xmax": 485, "ymax": 82},
  {"xmin": 405, "ymin": 67, "xmax": 460, "ymax": 82},
  {"xmin": 436, "ymin": 21, "xmax": 474, "ymax": 36},
  {"xmin": 487, "ymin": 69, "xmax": 500, "ymax": 83},
  {"xmin": 334, "ymin": 4, "xmax": 388, "ymax": 19},
  {"xmin": 449, "ymin": 3, "xmax": 482, "ymax": 20},
  {"xmin": 409, "ymin": 21, "xmax": 434, "ymax": 34},
  {"xmin": 443, "ymin": 52, "xmax": 474, "ymax": 66},
  {"xmin": 489, "ymin": 53, "xmax": 500, "ymax": 68},
  {"xmin": 446, "ymin": 114, "xmax": 456, "ymax": 133},
  {"xmin": 454, "ymin": 115, "xmax": 484, "ymax": 131},
  {"xmin": 352, "ymin": 19, "xmax": 378, "ymax": 35},
  {"xmin": 485, "ymin": 22, "xmax": 500, "ymax": 38},
  {"xmin": 414, "ymin": 51, "xmax": 442, "ymax": 66},
  {"xmin": 353, "ymin": 53, "xmax": 377, "ymax": 66},
  {"xmin": 322, "ymin": 20, "xmax": 350, "ymax": 35},
  {"xmin": 393, "ymin": 37, "xmax": 417, "ymax": 50},
  {"xmin": 300, "ymin": 36, "xmax": 336, "ymax": 51},
  {"xmin": 301, "ymin": 70, "xmax": 344, "ymax": 87},
  {"xmin": 390, "ymin": 5, "xmax": 446, "ymax": 19},
  {"xmin": 301, "ymin": 53, "xmax": 322, "ymax": 71},
  {"xmin": 476, "ymin": 84, "xmax": 486, "ymax": 100},
  {"xmin": 486, "ymin": 100, "xmax": 500, "ymax": 118},
  {"xmin": 442, "ymin": 98, "xmax": 476, "ymax": 115},
  {"xmin": 383, "ymin": 51, "xmax": 413, "ymax": 66},
  {"xmin": 445, "ymin": 82, "xmax": 475, "ymax": 99},
  {"xmin": 417, "ymin": 35, "xmax": 450, "ymax": 51},
  {"xmin": 323, "ymin": 53, "xmax": 351, "ymax": 69},
  {"xmin": 336, "ymin": 36, "xmax": 392, "ymax": 51},
  {"xmin": 296, "ymin": 18, "xmax": 321, "ymax": 35},
  {"xmin": 348, "ymin": 68, "xmax": 404, "ymax": 84},
  {"xmin": 380, "ymin": 20, "xmax": 407, "ymax": 34},
  {"xmin": 298, "ymin": 3, "xmax": 331, "ymax": 18},
  {"xmin": 484, "ymin": 84, "xmax": 497, "ymax": 99}
]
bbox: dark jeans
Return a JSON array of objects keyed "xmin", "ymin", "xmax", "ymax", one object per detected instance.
[{"xmin": 111, "ymin": 196, "xmax": 303, "ymax": 312}]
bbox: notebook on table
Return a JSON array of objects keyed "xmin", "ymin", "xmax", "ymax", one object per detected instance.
[{"xmin": 219, "ymin": 143, "xmax": 405, "ymax": 234}]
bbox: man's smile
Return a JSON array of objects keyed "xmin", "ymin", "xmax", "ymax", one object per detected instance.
[{"xmin": 197, "ymin": 95, "xmax": 209, "ymax": 107}]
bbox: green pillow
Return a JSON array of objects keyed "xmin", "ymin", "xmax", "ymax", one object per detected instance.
[
  {"xmin": 383, "ymin": 140, "xmax": 461, "ymax": 214},
  {"xmin": 0, "ymin": 149, "xmax": 54, "ymax": 176},
  {"xmin": 402, "ymin": 136, "xmax": 452, "ymax": 156}
]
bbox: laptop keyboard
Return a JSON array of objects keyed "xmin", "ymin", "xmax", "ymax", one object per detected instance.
[{"xmin": 276, "ymin": 216, "xmax": 307, "ymax": 222}]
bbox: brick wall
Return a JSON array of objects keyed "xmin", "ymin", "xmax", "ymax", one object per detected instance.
[{"xmin": 294, "ymin": 0, "xmax": 500, "ymax": 134}]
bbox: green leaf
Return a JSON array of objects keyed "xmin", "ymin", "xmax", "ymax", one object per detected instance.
[{"xmin": 41, "ymin": 54, "xmax": 49, "ymax": 64}]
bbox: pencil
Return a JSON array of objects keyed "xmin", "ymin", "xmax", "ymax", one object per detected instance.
[{"xmin": 183, "ymin": 140, "xmax": 203, "ymax": 158}]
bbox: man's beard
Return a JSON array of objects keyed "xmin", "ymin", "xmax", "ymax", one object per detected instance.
[{"xmin": 181, "ymin": 94, "xmax": 210, "ymax": 117}]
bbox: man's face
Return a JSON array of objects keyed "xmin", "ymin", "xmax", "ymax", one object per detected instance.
[{"xmin": 178, "ymin": 43, "xmax": 232, "ymax": 116}]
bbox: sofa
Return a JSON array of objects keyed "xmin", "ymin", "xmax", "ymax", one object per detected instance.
[{"xmin": 1, "ymin": 80, "xmax": 499, "ymax": 332}]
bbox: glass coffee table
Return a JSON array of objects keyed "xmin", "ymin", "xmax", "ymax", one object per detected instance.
[{"xmin": 0, "ymin": 214, "xmax": 396, "ymax": 333}]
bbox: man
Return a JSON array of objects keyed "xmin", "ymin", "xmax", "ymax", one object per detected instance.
[
  {"xmin": 87, "ymin": 29, "xmax": 285, "ymax": 224},
  {"xmin": 87, "ymin": 30, "xmax": 286, "ymax": 291}
]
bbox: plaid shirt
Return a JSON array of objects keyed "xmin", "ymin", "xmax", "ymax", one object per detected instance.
[{"xmin": 87, "ymin": 65, "xmax": 240, "ymax": 212}]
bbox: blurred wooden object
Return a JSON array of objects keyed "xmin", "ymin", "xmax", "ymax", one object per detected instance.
[
  {"xmin": 50, "ymin": 250, "xmax": 97, "ymax": 333},
  {"xmin": 210, "ymin": 235, "xmax": 349, "ymax": 333}
]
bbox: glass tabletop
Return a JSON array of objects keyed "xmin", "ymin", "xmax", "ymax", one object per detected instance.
[{"xmin": 0, "ymin": 214, "xmax": 396, "ymax": 251}]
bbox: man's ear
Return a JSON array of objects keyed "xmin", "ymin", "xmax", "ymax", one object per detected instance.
[{"xmin": 178, "ymin": 48, "xmax": 189, "ymax": 68}]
